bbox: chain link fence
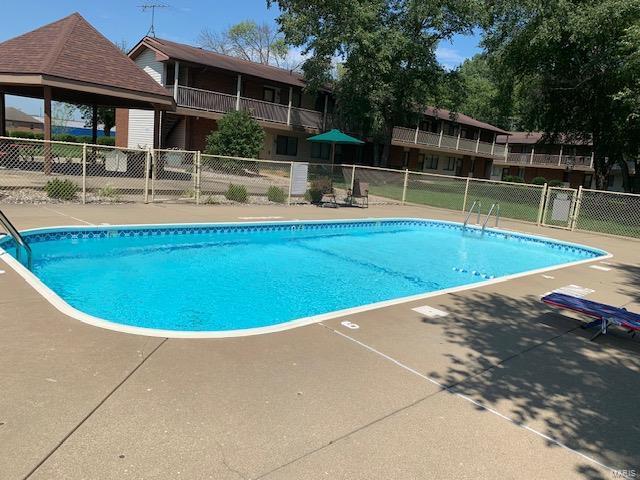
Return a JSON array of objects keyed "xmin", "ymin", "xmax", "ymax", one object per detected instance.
[
  {"xmin": 1, "ymin": 136, "xmax": 638, "ymax": 239},
  {"xmin": 575, "ymin": 189, "xmax": 640, "ymax": 238}
]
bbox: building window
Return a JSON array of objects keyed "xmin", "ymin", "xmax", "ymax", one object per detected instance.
[
  {"xmin": 402, "ymin": 150, "xmax": 409, "ymax": 169},
  {"xmin": 424, "ymin": 155, "xmax": 438, "ymax": 170},
  {"xmin": 263, "ymin": 87, "xmax": 277, "ymax": 103},
  {"xmin": 443, "ymin": 157, "xmax": 456, "ymax": 171},
  {"xmin": 311, "ymin": 142, "xmax": 330, "ymax": 160},
  {"xmin": 583, "ymin": 174, "xmax": 593, "ymax": 188},
  {"xmin": 501, "ymin": 168, "xmax": 510, "ymax": 181},
  {"xmin": 276, "ymin": 135, "xmax": 298, "ymax": 156},
  {"xmin": 447, "ymin": 123, "xmax": 456, "ymax": 136},
  {"xmin": 417, "ymin": 153, "xmax": 425, "ymax": 171}
]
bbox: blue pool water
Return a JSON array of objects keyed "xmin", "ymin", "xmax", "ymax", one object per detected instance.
[{"xmin": 0, "ymin": 219, "xmax": 605, "ymax": 332}]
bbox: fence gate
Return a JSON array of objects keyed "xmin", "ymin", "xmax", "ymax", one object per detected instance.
[{"xmin": 542, "ymin": 187, "xmax": 578, "ymax": 229}]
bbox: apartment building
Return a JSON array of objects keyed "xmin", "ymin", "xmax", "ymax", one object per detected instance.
[
  {"xmin": 115, "ymin": 36, "xmax": 511, "ymax": 175},
  {"xmin": 116, "ymin": 37, "xmax": 332, "ymax": 164},
  {"xmin": 491, "ymin": 132, "xmax": 595, "ymax": 188}
]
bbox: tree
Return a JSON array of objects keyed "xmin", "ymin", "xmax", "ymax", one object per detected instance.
[
  {"xmin": 484, "ymin": 0, "xmax": 640, "ymax": 190},
  {"xmin": 51, "ymin": 102, "xmax": 77, "ymax": 134},
  {"xmin": 198, "ymin": 21, "xmax": 291, "ymax": 68},
  {"xmin": 269, "ymin": 0, "xmax": 480, "ymax": 166},
  {"xmin": 450, "ymin": 54, "xmax": 522, "ymax": 131},
  {"xmin": 77, "ymin": 106, "xmax": 116, "ymax": 137},
  {"xmin": 204, "ymin": 110, "xmax": 265, "ymax": 159}
]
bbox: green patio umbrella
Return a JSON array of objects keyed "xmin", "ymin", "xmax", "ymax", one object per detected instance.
[{"xmin": 307, "ymin": 129, "xmax": 364, "ymax": 166}]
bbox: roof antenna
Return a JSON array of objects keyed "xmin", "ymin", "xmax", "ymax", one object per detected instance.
[{"xmin": 139, "ymin": 2, "xmax": 169, "ymax": 37}]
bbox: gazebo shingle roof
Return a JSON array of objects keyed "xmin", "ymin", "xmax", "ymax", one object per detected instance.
[{"xmin": 0, "ymin": 12, "xmax": 172, "ymax": 100}]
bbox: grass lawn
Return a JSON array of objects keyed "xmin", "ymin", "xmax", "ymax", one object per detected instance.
[{"xmin": 368, "ymin": 183, "xmax": 542, "ymax": 222}]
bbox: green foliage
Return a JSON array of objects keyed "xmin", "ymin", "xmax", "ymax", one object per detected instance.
[
  {"xmin": 531, "ymin": 176, "xmax": 547, "ymax": 185},
  {"xmin": 267, "ymin": 185, "xmax": 286, "ymax": 203},
  {"xmin": 204, "ymin": 110, "xmax": 265, "ymax": 160},
  {"xmin": 77, "ymin": 106, "xmax": 116, "ymax": 136},
  {"xmin": 548, "ymin": 179, "xmax": 564, "ymax": 187},
  {"xmin": 305, "ymin": 177, "xmax": 332, "ymax": 203},
  {"xmin": 503, "ymin": 175, "xmax": 524, "ymax": 183},
  {"xmin": 484, "ymin": 0, "xmax": 640, "ymax": 189},
  {"xmin": 97, "ymin": 185, "xmax": 120, "ymax": 200},
  {"xmin": 271, "ymin": 0, "xmax": 480, "ymax": 164},
  {"xmin": 225, "ymin": 184, "xmax": 249, "ymax": 203},
  {"xmin": 450, "ymin": 54, "xmax": 521, "ymax": 131},
  {"xmin": 45, "ymin": 178, "xmax": 78, "ymax": 200}
]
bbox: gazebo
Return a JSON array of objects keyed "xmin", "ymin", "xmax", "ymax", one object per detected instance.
[{"xmin": 0, "ymin": 13, "xmax": 174, "ymax": 172}]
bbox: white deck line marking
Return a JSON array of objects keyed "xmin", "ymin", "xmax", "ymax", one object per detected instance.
[
  {"xmin": 324, "ymin": 325, "xmax": 444, "ymax": 388},
  {"xmin": 237, "ymin": 216, "xmax": 283, "ymax": 220},
  {"xmin": 42, "ymin": 207, "xmax": 94, "ymax": 226},
  {"xmin": 589, "ymin": 265, "xmax": 612, "ymax": 271},
  {"xmin": 321, "ymin": 324, "xmax": 618, "ymax": 475},
  {"xmin": 541, "ymin": 274, "xmax": 555, "ymax": 279}
]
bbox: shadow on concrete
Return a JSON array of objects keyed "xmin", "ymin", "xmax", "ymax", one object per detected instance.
[{"xmin": 419, "ymin": 291, "xmax": 640, "ymax": 477}]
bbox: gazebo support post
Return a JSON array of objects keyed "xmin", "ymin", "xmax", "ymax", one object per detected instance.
[
  {"xmin": 0, "ymin": 91, "xmax": 6, "ymax": 137},
  {"xmin": 43, "ymin": 86, "xmax": 52, "ymax": 175},
  {"xmin": 91, "ymin": 105, "xmax": 98, "ymax": 145}
]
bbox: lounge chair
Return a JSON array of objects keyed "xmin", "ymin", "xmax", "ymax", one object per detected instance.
[
  {"xmin": 542, "ymin": 292, "xmax": 640, "ymax": 340},
  {"xmin": 347, "ymin": 181, "xmax": 369, "ymax": 208}
]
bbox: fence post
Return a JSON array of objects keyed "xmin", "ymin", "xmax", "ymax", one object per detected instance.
[
  {"xmin": 144, "ymin": 147, "xmax": 151, "ymax": 204},
  {"xmin": 81, "ymin": 144, "xmax": 87, "ymax": 204},
  {"xmin": 571, "ymin": 185, "xmax": 583, "ymax": 231},
  {"xmin": 287, "ymin": 162, "xmax": 294, "ymax": 206},
  {"xmin": 350, "ymin": 164, "xmax": 356, "ymax": 192},
  {"xmin": 438, "ymin": 129, "xmax": 443, "ymax": 148},
  {"xmin": 462, "ymin": 177, "xmax": 470, "ymax": 212},
  {"xmin": 151, "ymin": 149, "xmax": 157, "ymax": 203},
  {"xmin": 195, "ymin": 151, "xmax": 201, "ymax": 205},
  {"xmin": 401, "ymin": 169, "xmax": 409, "ymax": 205},
  {"xmin": 537, "ymin": 183, "xmax": 547, "ymax": 226}
]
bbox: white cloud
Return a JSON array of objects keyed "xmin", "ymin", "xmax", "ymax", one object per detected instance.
[{"xmin": 436, "ymin": 46, "xmax": 466, "ymax": 70}]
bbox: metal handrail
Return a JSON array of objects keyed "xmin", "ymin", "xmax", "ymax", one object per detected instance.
[
  {"xmin": 463, "ymin": 201, "xmax": 481, "ymax": 229},
  {"xmin": 482, "ymin": 203, "xmax": 500, "ymax": 232},
  {"xmin": 0, "ymin": 208, "xmax": 32, "ymax": 270}
]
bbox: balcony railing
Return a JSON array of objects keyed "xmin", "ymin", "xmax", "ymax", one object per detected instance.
[
  {"xmin": 494, "ymin": 152, "xmax": 594, "ymax": 170},
  {"xmin": 392, "ymin": 126, "xmax": 506, "ymax": 158},
  {"xmin": 173, "ymin": 85, "xmax": 324, "ymax": 130}
]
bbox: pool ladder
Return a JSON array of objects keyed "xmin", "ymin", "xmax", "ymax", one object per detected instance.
[
  {"xmin": 463, "ymin": 201, "xmax": 500, "ymax": 233},
  {"xmin": 0, "ymin": 207, "xmax": 32, "ymax": 270}
]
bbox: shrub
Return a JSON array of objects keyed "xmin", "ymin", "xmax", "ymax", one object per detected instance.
[
  {"xmin": 45, "ymin": 178, "xmax": 78, "ymax": 200},
  {"xmin": 305, "ymin": 177, "xmax": 332, "ymax": 203},
  {"xmin": 97, "ymin": 185, "xmax": 120, "ymax": 200},
  {"xmin": 267, "ymin": 185, "xmax": 286, "ymax": 203},
  {"xmin": 503, "ymin": 175, "xmax": 524, "ymax": 183},
  {"xmin": 531, "ymin": 176, "xmax": 547, "ymax": 185},
  {"xmin": 204, "ymin": 110, "xmax": 265, "ymax": 159},
  {"xmin": 225, "ymin": 184, "xmax": 248, "ymax": 203},
  {"xmin": 7, "ymin": 131, "xmax": 115, "ymax": 145},
  {"xmin": 548, "ymin": 179, "xmax": 565, "ymax": 187}
]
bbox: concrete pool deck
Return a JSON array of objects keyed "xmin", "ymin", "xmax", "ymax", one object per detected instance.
[{"xmin": 1, "ymin": 203, "xmax": 638, "ymax": 479}]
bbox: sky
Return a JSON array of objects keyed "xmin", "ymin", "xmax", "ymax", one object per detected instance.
[{"xmin": 2, "ymin": 0, "xmax": 482, "ymax": 116}]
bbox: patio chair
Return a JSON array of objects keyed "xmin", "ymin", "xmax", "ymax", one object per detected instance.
[
  {"xmin": 347, "ymin": 181, "xmax": 369, "ymax": 208},
  {"xmin": 542, "ymin": 292, "xmax": 640, "ymax": 340}
]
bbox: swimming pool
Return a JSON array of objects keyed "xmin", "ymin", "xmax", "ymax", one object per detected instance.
[{"xmin": 0, "ymin": 218, "xmax": 608, "ymax": 337}]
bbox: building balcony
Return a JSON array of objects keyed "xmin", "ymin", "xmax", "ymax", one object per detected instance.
[
  {"xmin": 392, "ymin": 126, "xmax": 507, "ymax": 159},
  {"xmin": 170, "ymin": 85, "xmax": 325, "ymax": 131},
  {"xmin": 494, "ymin": 152, "xmax": 594, "ymax": 170}
]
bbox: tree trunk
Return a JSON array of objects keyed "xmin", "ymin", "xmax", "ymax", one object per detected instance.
[{"xmin": 618, "ymin": 159, "xmax": 631, "ymax": 192}]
